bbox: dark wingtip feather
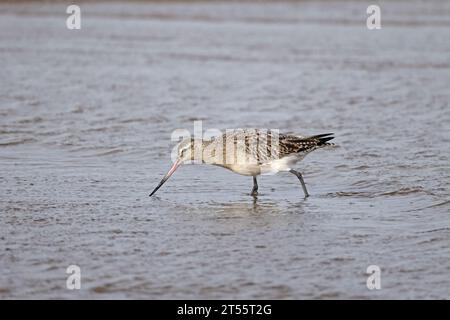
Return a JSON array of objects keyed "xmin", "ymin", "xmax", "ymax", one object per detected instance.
[
  {"xmin": 309, "ymin": 133, "xmax": 334, "ymax": 145},
  {"xmin": 312, "ymin": 133, "xmax": 334, "ymax": 137}
]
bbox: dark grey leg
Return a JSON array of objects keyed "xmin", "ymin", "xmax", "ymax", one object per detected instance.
[
  {"xmin": 289, "ymin": 169, "xmax": 309, "ymax": 197},
  {"xmin": 251, "ymin": 176, "xmax": 258, "ymax": 196}
]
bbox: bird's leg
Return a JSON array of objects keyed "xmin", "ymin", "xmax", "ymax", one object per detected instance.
[
  {"xmin": 251, "ymin": 176, "xmax": 258, "ymax": 197},
  {"xmin": 289, "ymin": 169, "xmax": 309, "ymax": 198}
]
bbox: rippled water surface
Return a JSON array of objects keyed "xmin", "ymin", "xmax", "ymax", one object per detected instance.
[{"xmin": 1, "ymin": 1, "xmax": 450, "ymax": 299}]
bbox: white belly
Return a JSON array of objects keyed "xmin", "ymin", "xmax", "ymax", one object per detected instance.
[
  {"xmin": 211, "ymin": 154, "xmax": 304, "ymax": 176},
  {"xmin": 260, "ymin": 155, "xmax": 304, "ymax": 175},
  {"xmin": 214, "ymin": 164, "xmax": 261, "ymax": 176}
]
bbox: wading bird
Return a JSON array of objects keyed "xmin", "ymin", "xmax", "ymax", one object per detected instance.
[{"xmin": 149, "ymin": 130, "xmax": 334, "ymax": 198}]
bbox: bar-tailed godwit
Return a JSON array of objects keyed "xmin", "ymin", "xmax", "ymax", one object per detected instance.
[{"xmin": 149, "ymin": 130, "xmax": 334, "ymax": 198}]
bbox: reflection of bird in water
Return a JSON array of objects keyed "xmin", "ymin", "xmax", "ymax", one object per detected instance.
[{"xmin": 149, "ymin": 129, "xmax": 335, "ymax": 198}]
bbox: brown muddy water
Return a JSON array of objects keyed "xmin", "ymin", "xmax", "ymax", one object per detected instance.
[{"xmin": 0, "ymin": 1, "xmax": 450, "ymax": 299}]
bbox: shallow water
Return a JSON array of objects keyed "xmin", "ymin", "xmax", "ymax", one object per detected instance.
[{"xmin": 1, "ymin": 1, "xmax": 450, "ymax": 299}]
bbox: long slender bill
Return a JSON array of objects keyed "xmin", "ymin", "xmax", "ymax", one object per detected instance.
[{"xmin": 149, "ymin": 160, "xmax": 181, "ymax": 197}]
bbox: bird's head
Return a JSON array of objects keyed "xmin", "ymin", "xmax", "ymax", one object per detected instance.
[
  {"xmin": 149, "ymin": 137, "xmax": 204, "ymax": 197},
  {"xmin": 176, "ymin": 137, "xmax": 197, "ymax": 162}
]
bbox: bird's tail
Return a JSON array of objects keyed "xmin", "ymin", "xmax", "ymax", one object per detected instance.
[{"xmin": 306, "ymin": 133, "xmax": 335, "ymax": 146}]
